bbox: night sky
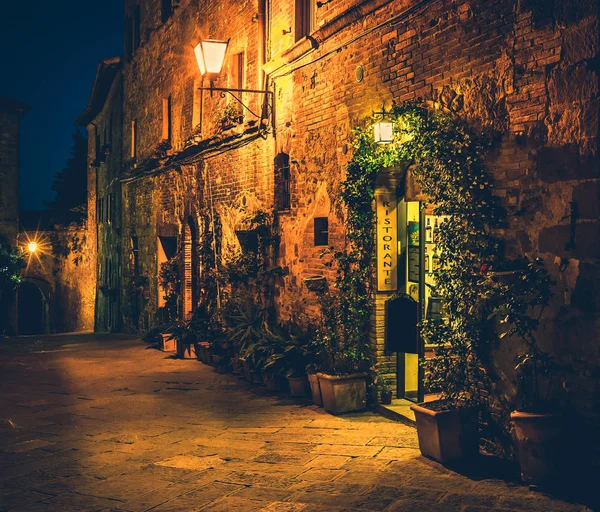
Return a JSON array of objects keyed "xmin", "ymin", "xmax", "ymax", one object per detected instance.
[{"xmin": 2, "ymin": 1, "xmax": 123, "ymax": 210}]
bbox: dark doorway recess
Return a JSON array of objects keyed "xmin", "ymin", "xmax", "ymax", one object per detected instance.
[{"xmin": 18, "ymin": 281, "xmax": 48, "ymax": 335}]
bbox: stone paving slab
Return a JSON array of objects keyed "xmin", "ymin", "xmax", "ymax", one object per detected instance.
[{"xmin": 0, "ymin": 334, "xmax": 594, "ymax": 511}]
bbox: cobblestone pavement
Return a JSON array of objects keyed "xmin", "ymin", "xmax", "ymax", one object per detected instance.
[{"xmin": 0, "ymin": 334, "xmax": 593, "ymax": 511}]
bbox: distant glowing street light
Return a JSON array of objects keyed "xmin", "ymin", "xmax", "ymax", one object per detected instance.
[
  {"xmin": 194, "ymin": 38, "xmax": 230, "ymax": 80},
  {"xmin": 27, "ymin": 241, "xmax": 38, "ymax": 254}
]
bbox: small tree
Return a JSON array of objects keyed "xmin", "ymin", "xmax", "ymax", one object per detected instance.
[{"xmin": 46, "ymin": 129, "xmax": 88, "ymax": 225}]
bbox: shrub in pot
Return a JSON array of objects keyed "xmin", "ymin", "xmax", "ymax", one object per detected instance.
[
  {"xmin": 412, "ymin": 311, "xmax": 484, "ymax": 463},
  {"xmin": 489, "ymin": 259, "xmax": 563, "ymax": 487},
  {"xmin": 312, "ymin": 292, "xmax": 369, "ymax": 415},
  {"xmin": 377, "ymin": 374, "xmax": 393, "ymax": 405},
  {"xmin": 262, "ymin": 323, "xmax": 311, "ymax": 396}
]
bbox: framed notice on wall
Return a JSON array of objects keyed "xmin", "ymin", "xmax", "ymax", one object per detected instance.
[
  {"xmin": 376, "ymin": 192, "xmax": 398, "ymax": 291},
  {"xmin": 408, "ymin": 246, "xmax": 420, "ymax": 283}
]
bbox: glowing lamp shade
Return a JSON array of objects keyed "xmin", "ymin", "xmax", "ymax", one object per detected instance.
[
  {"xmin": 194, "ymin": 39, "xmax": 229, "ymax": 76},
  {"xmin": 373, "ymin": 120, "xmax": 394, "ymax": 144},
  {"xmin": 27, "ymin": 241, "xmax": 38, "ymax": 253}
]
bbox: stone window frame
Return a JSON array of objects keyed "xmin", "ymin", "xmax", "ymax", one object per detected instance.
[{"xmin": 295, "ymin": 0, "xmax": 315, "ymax": 43}]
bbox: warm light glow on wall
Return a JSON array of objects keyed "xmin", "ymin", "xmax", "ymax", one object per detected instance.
[
  {"xmin": 374, "ymin": 121, "xmax": 394, "ymax": 144},
  {"xmin": 194, "ymin": 39, "xmax": 229, "ymax": 76}
]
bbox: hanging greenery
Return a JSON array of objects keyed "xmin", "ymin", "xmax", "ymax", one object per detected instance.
[{"xmin": 323, "ymin": 100, "xmax": 513, "ymax": 397}]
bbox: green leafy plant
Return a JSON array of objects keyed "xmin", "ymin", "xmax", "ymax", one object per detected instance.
[
  {"xmin": 158, "ymin": 256, "xmax": 181, "ymax": 325},
  {"xmin": 217, "ymin": 104, "xmax": 243, "ymax": 132},
  {"xmin": 487, "ymin": 259, "xmax": 557, "ymax": 412},
  {"xmin": 376, "ymin": 373, "xmax": 392, "ymax": 395},
  {"xmin": 152, "ymin": 139, "xmax": 172, "ymax": 159},
  {"xmin": 262, "ymin": 323, "xmax": 312, "ymax": 378}
]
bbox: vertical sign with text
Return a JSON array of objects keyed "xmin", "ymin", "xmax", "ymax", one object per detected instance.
[{"xmin": 376, "ymin": 192, "xmax": 398, "ymax": 291}]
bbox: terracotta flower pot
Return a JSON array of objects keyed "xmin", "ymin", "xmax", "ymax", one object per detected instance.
[
  {"xmin": 307, "ymin": 374, "xmax": 322, "ymax": 406},
  {"xmin": 241, "ymin": 359, "xmax": 252, "ymax": 381},
  {"xmin": 158, "ymin": 333, "xmax": 176, "ymax": 352},
  {"xmin": 410, "ymin": 402, "xmax": 480, "ymax": 463},
  {"xmin": 197, "ymin": 342, "xmax": 210, "ymax": 363},
  {"xmin": 231, "ymin": 356, "xmax": 241, "ymax": 375},
  {"xmin": 511, "ymin": 410, "xmax": 563, "ymax": 487},
  {"xmin": 263, "ymin": 373, "xmax": 284, "ymax": 391},
  {"xmin": 317, "ymin": 373, "xmax": 367, "ymax": 414},
  {"xmin": 176, "ymin": 339, "xmax": 197, "ymax": 359},
  {"xmin": 380, "ymin": 391, "xmax": 393, "ymax": 405},
  {"xmin": 287, "ymin": 375, "xmax": 310, "ymax": 396}
]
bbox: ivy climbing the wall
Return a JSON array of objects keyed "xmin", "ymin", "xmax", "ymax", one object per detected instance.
[{"xmin": 327, "ymin": 100, "xmax": 551, "ymax": 406}]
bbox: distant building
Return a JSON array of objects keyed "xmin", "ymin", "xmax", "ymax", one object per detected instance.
[
  {"xmin": 77, "ymin": 57, "xmax": 123, "ymax": 332},
  {"xmin": 0, "ymin": 97, "xmax": 28, "ymax": 244}
]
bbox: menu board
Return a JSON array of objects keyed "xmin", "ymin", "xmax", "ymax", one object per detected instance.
[{"xmin": 408, "ymin": 246, "xmax": 420, "ymax": 283}]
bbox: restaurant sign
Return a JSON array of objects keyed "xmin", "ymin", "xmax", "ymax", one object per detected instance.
[{"xmin": 376, "ymin": 192, "xmax": 398, "ymax": 291}]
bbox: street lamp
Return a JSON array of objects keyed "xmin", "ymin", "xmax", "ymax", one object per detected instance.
[
  {"xmin": 373, "ymin": 105, "xmax": 395, "ymax": 145},
  {"xmin": 194, "ymin": 38, "xmax": 230, "ymax": 84},
  {"xmin": 27, "ymin": 241, "xmax": 38, "ymax": 254},
  {"xmin": 194, "ymin": 36, "xmax": 274, "ymax": 131}
]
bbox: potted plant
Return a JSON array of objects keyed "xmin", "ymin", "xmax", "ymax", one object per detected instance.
[
  {"xmin": 313, "ymin": 292, "xmax": 369, "ymax": 415},
  {"xmin": 377, "ymin": 374, "xmax": 393, "ymax": 405},
  {"xmin": 490, "ymin": 259, "xmax": 560, "ymax": 487},
  {"xmin": 167, "ymin": 322, "xmax": 198, "ymax": 359}
]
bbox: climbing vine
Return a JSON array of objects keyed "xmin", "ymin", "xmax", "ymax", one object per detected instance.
[{"xmin": 328, "ymin": 100, "xmax": 504, "ymax": 396}]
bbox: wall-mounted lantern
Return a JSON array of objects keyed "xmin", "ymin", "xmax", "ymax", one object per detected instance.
[
  {"xmin": 373, "ymin": 105, "xmax": 394, "ymax": 145},
  {"xmin": 194, "ymin": 38, "xmax": 230, "ymax": 83},
  {"xmin": 194, "ymin": 36, "xmax": 274, "ymax": 133},
  {"xmin": 27, "ymin": 241, "xmax": 38, "ymax": 254}
]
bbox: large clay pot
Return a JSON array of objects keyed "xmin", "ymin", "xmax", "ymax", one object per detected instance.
[
  {"xmin": 263, "ymin": 373, "xmax": 284, "ymax": 391},
  {"xmin": 287, "ymin": 375, "xmax": 310, "ymax": 396},
  {"xmin": 307, "ymin": 374, "xmax": 322, "ymax": 406},
  {"xmin": 410, "ymin": 402, "xmax": 480, "ymax": 463},
  {"xmin": 380, "ymin": 391, "xmax": 393, "ymax": 405},
  {"xmin": 158, "ymin": 333, "xmax": 176, "ymax": 352},
  {"xmin": 317, "ymin": 373, "xmax": 367, "ymax": 414},
  {"xmin": 511, "ymin": 411, "xmax": 563, "ymax": 487},
  {"xmin": 176, "ymin": 339, "xmax": 197, "ymax": 359}
]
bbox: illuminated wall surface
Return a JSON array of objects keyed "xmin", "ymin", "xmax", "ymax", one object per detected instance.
[{"xmin": 78, "ymin": 0, "xmax": 598, "ymax": 455}]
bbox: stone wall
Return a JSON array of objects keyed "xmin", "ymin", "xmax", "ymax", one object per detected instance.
[
  {"xmin": 91, "ymin": 72, "xmax": 124, "ymax": 332},
  {"xmin": 21, "ymin": 227, "xmax": 95, "ymax": 333}
]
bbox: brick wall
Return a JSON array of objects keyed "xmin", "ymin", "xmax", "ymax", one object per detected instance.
[{"xmin": 118, "ymin": 0, "xmax": 599, "ymax": 460}]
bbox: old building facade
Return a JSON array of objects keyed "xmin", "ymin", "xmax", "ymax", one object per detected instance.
[
  {"xmin": 0, "ymin": 97, "xmax": 28, "ymax": 245},
  {"xmin": 85, "ymin": 0, "xmax": 599, "ymax": 460},
  {"xmin": 78, "ymin": 58, "xmax": 124, "ymax": 332}
]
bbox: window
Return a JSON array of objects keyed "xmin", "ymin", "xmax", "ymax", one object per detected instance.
[
  {"xmin": 131, "ymin": 236, "xmax": 139, "ymax": 275},
  {"xmin": 314, "ymin": 217, "xmax": 329, "ymax": 246},
  {"xmin": 295, "ymin": 0, "xmax": 314, "ymax": 42},
  {"xmin": 133, "ymin": 5, "xmax": 141, "ymax": 51},
  {"xmin": 229, "ymin": 53, "xmax": 244, "ymax": 116},
  {"xmin": 94, "ymin": 127, "xmax": 101, "ymax": 162},
  {"xmin": 230, "ymin": 52, "xmax": 244, "ymax": 90},
  {"xmin": 161, "ymin": 0, "xmax": 172, "ymax": 23},
  {"xmin": 131, "ymin": 120, "xmax": 137, "ymax": 159},
  {"xmin": 162, "ymin": 96, "xmax": 172, "ymax": 142},
  {"xmin": 274, "ymin": 152, "xmax": 291, "ymax": 211}
]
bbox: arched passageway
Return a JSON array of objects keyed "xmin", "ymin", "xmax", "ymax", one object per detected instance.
[{"xmin": 18, "ymin": 281, "xmax": 49, "ymax": 335}]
